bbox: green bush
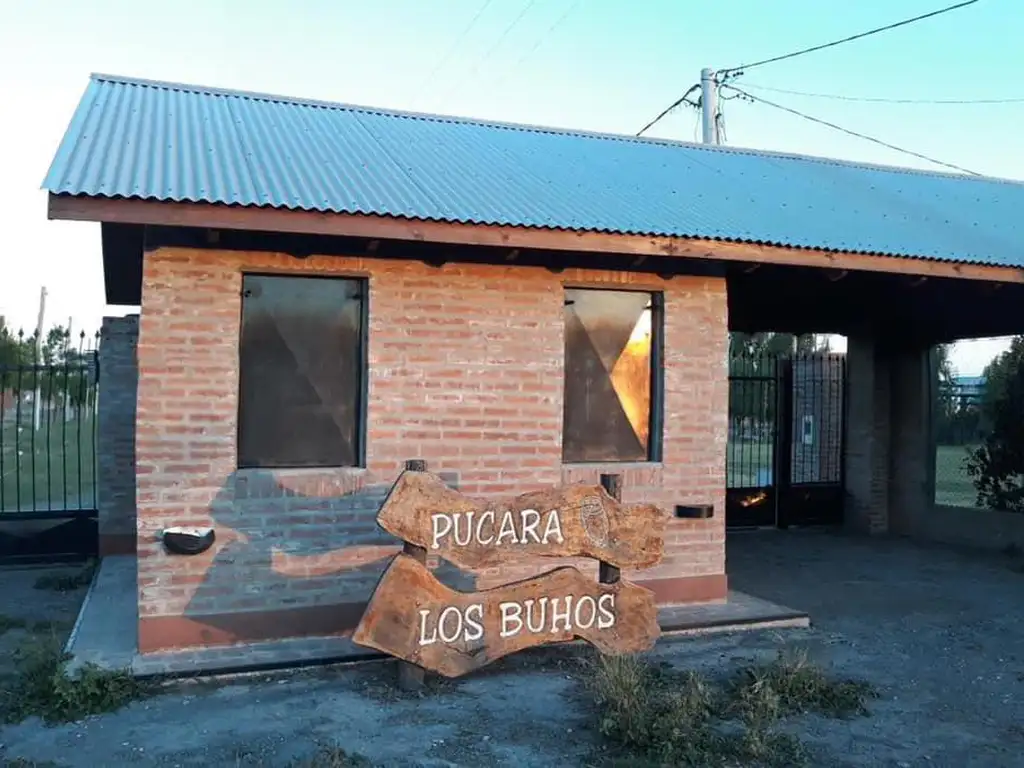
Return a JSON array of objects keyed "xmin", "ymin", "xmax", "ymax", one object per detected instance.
[
  {"xmin": 585, "ymin": 649, "xmax": 876, "ymax": 767},
  {"xmin": 1, "ymin": 639, "xmax": 147, "ymax": 724}
]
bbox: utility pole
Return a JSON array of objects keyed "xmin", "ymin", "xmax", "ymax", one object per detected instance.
[
  {"xmin": 33, "ymin": 286, "xmax": 47, "ymax": 431},
  {"xmin": 700, "ymin": 68, "xmax": 719, "ymax": 145}
]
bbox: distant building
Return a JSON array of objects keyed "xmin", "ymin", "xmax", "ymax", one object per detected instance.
[{"xmin": 954, "ymin": 375, "xmax": 986, "ymax": 396}]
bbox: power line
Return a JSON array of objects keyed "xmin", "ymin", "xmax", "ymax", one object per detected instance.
[
  {"xmin": 490, "ymin": 0, "xmax": 583, "ymax": 89},
  {"xmin": 723, "ymin": 85, "xmax": 981, "ymax": 176},
  {"xmin": 636, "ymin": 84, "xmax": 700, "ymax": 137},
  {"xmin": 721, "ymin": 0, "xmax": 979, "ymax": 75},
  {"xmin": 741, "ymin": 81, "xmax": 1024, "ymax": 105},
  {"xmin": 412, "ymin": 0, "xmax": 496, "ymax": 103},
  {"xmin": 440, "ymin": 0, "xmax": 540, "ymax": 100}
]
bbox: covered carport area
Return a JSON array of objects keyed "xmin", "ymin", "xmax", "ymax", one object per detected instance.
[{"xmin": 728, "ymin": 249, "xmax": 1024, "ymax": 536}]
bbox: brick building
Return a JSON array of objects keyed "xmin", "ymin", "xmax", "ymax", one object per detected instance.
[{"xmin": 44, "ymin": 74, "xmax": 1024, "ymax": 654}]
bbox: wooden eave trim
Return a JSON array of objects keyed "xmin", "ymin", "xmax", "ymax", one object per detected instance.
[{"xmin": 48, "ymin": 194, "xmax": 1024, "ymax": 284}]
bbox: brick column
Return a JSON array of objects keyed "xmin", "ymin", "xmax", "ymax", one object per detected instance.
[
  {"xmin": 888, "ymin": 343, "xmax": 935, "ymax": 535},
  {"xmin": 844, "ymin": 336, "xmax": 935, "ymax": 535},
  {"xmin": 98, "ymin": 315, "xmax": 139, "ymax": 556},
  {"xmin": 844, "ymin": 336, "xmax": 891, "ymax": 534}
]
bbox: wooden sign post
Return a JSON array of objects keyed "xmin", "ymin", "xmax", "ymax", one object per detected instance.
[
  {"xmin": 353, "ymin": 465, "xmax": 666, "ymax": 684},
  {"xmin": 397, "ymin": 458, "xmax": 429, "ymax": 691},
  {"xmin": 599, "ymin": 473, "xmax": 622, "ymax": 586}
]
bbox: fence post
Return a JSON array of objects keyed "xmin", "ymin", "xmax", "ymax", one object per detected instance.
[
  {"xmin": 599, "ymin": 474, "xmax": 621, "ymax": 584},
  {"xmin": 775, "ymin": 358, "xmax": 794, "ymax": 529},
  {"xmin": 398, "ymin": 458, "xmax": 428, "ymax": 692}
]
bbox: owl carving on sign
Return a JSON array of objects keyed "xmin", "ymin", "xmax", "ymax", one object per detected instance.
[{"xmin": 579, "ymin": 495, "xmax": 610, "ymax": 548}]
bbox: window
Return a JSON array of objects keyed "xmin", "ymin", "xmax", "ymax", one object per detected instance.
[
  {"xmin": 562, "ymin": 288, "xmax": 662, "ymax": 463},
  {"xmin": 238, "ymin": 274, "xmax": 366, "ymax": 469}
]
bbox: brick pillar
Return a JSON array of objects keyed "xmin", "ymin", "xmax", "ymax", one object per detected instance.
[
  {"xmin": 98, "ymin": 315, "xmax": 139, "ymax": 556},
  {"xmin": 844, "ymin": 336, "xmax": 891, "ymax": 534},
  {"xmin": 888, "ymin": 343, "xmax": 935, "ymax": 536},
  {"xmin": 845, "ymin": 336, "xmax": 935, "ymax": 535}
]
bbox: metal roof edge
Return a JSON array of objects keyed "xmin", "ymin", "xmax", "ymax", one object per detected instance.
[
  {"xmin": 85, "ymin": 73, "xmax": 1024, "ymax": 189},
  {"xmin": 41, "ymin": 79, "xmax": 101, "ymax": 192}
]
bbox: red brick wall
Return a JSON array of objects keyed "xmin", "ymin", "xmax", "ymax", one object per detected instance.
[{"xmin": 135, "ymin": 246, "xmax": 728, "ymax": 651}]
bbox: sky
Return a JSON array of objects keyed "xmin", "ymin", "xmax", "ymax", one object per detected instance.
[{"xmin": 1, "ymin": 0, "xmax": 1021, "ymax": 375}]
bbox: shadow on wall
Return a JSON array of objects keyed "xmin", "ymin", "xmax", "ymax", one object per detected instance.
[{"xmin": 175, "ymin": 469, "xmax": 473, "ymax": 635}]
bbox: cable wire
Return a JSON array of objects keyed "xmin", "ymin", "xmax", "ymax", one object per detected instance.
[
  {"xmin": 721, "ymin": 0, "xmax": 979, "ymax": 75},
  {"xmin": 440, "ymin": 0, "xmax": 540, "ymax": 100},
  {"xmin": 490, "ymin": 0, "xmax": 583, "ymax": 89},
  {"xmin": 636, "ymin": 84, "xmax": 700, "ymax": 136},
  {"xmin": 736, "ymin": 81, "xmax": 1024, "ymax": 105},
  {"xmin": 723, "ymin": 85, "xmax": 981, "ymax": 176},
  {"xmin": 412, "ymin": 0, "xmax": 496, "ymax": 103}
]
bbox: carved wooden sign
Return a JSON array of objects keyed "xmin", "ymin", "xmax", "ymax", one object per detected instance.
[
  {"xmin": 352, "ymin": 469, "xmax": 666, "ymax": 679},
  {"xmin": 353, "ymin": 554, "xmax": 659, "ymax": 678},
  {"xmin": 375, "ymin": 471, "xmax": 666, "ymax": 570}
]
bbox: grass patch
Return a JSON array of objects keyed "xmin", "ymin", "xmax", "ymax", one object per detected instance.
[
  {"xmin": 1000, "ymin": 543, "xmax": 1024, "ymax": 574},
  {"xmin": 33, "ymin": 559, "xmax": 96, "ymax": 593},
  {"xmin": 294, "ymin": 746, "xmax": 372, "ymax": 767},
  {"xmin": 0, "ymin": 614, "xmax": 28, "ymax": 635},
  {"xmin": 0, "ymin": 412, "xmax": 98, "ymax": 514},
  {"xmin": 0, "ymin": 636, "xmax": 149, "ymax": 724},
  {"xmin": 728, "ymin": 647, "xmax": 876, "ymax": 719},
  {"xmin": 934, "ymin": 444, "xmax": 980, "ymax": 508},
  {"xmin": 584, "ymin": 648, "xmax": 876, "ymax": 767},
  {"xmin": 233, "ymin": 745, "xmax": 371, "ymax": 767},
  {"xmin": 0, "ymin": 617, "xmax": 73, "ymax": 638}
]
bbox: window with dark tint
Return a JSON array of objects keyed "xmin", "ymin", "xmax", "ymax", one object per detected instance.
[
  {"xmin": 563, "ymin": 288, "xmax": 661, "ymax": 463},
  {"xmin": 238, "ymin": 274, "xmax": 366, "ymax": 469}
]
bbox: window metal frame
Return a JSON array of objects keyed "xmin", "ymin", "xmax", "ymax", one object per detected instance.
[
  {"xmin": 561, "ymin": 287, "xmax": 665, "ymax": 465},
  {"xmin": 236, "ymin": 272, "xmax": 369, "ymax": 470}
]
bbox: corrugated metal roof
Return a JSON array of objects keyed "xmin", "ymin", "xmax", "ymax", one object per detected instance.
[{"xmin": 42, "ymin": 73, "xmax": 1024, "ymax": 268}]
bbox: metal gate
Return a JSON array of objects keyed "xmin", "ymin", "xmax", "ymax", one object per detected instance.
[
  {"xmin": 0, "ymin": 342, "xmax": 99, "ymax": 563},
  {"xmin": 726, "ymin": 353, "xmax": 846, "ymax": 528}
]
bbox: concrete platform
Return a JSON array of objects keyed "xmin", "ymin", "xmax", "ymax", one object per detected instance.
[{"xmin": 66, "ymin": 556, "xmax": 809, "ymax": 679}]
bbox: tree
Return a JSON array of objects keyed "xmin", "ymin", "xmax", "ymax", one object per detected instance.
[
  {"xmin": 934, "ymin": 344, "xmax": 960, "ymax": 444},
  {"xmin": 0, "ymin": 321, "xmax": 99, "ymax": 416},
  {"xmin": 0, "ymin": 318, "xmax": 21, "ymax": 367},
  {"xmin": 979, "ymin": 336, "xmax": 1024, "ymax": 423},
  {"xmin": 966, "ymin": 336, "xmax": 1024, "ymax": 511},
  {"xmin": 727, "ymin": 332, "xmax": 830, "ymax": 431},
  {"xmin": 729, "ymin": 332, "xmax": 824, "ymax": 360}
]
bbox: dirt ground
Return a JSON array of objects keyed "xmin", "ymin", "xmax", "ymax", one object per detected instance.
[
  {"xmin": 0, "ymin": 563, "xmax": 85, "ymax": 680},
  {"xmin": 1, "ymin": 530, "xmax": 1023, "ymax": 767}
]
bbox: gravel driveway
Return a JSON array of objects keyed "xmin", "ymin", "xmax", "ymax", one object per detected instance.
[{"xmin": 1, "ymin": 529, "xmax": 1021, "ymax": 767}]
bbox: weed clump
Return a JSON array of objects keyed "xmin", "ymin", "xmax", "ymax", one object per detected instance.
[
  {"xmin": 585, "ymin": 648, "xmax": 876, "ymax": 767},
  {"xmin": 33, "ymin": 559, "xmax": 97, "ymax": 593},
  {"xmin": 0, "ymin": 637, "xmax": 148, "ymax": 724}
]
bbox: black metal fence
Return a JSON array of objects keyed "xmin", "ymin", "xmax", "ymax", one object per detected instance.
[
  {"xmin": 728, "ymin": 354, "xmax": 779, "ymax": 491},
  {"xmin": 727, "ymin": 352, "xmax": 846, "ymax": 528},
  {"xmin": 0, "ymin": 334, "xmax": 99, "ymax": 516},
  {"xmin": 934, "ymin": 381, "xmax": 986, "ymax": 508}
]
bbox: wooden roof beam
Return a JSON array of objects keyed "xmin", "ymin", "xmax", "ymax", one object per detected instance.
[{"xmin": 48, "ymin": 194, "xmax": 1024, "ymax": 285}]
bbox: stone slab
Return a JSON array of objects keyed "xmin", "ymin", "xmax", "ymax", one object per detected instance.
[{"xmin": 65, "ymin": 557, "xmax": 808, "ymax": 679}]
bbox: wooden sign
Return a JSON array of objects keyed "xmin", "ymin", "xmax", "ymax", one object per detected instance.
[
  {"xmin": 352, "ymin": 553, "xmax": 659, "ymax": 678},
  {"xmin": 375, "ymin": 471, "xmax": 666, "ymax": 571},
  {"xmin": 353, "ymin": 467, "xmax": 668, "ymax": 682}
]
